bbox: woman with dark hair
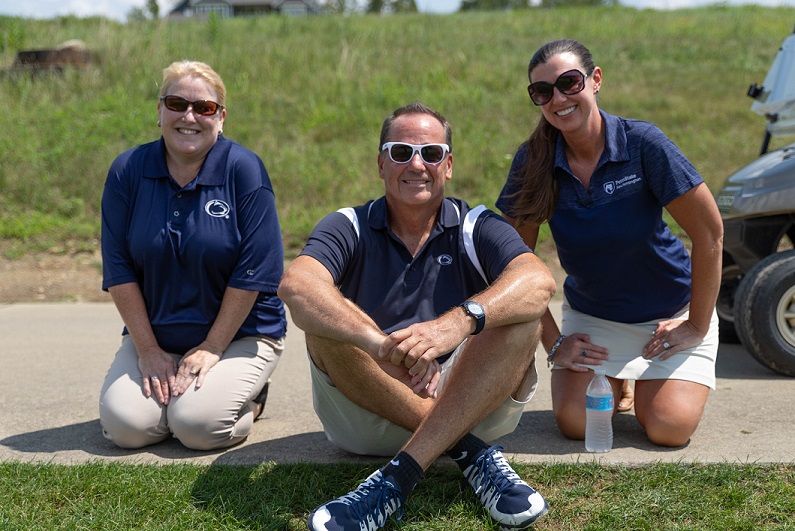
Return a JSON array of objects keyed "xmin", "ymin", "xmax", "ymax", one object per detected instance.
[{"xmin": 497, "ymin": 39, "xmax": 723, "ymax": 447}]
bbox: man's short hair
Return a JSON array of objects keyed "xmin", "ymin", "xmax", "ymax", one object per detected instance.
[{"xmin": 379, "ymin": 102, "xmax": 453, "ymax": 152}]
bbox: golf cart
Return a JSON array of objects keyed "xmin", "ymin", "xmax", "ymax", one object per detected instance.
[{"xmin": 716, "ymin": 27, "xmax": 795, "ymax": 377}]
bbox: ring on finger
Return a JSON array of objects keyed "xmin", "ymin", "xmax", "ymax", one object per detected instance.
[
  {"xmin": 580, "ymin": 350, "xmax": 588, "ymax": 357},
  {"xmin": 662, "ymin": 341, "xmax": 671, "ymax": 349},
  {"xmin": 150, "ymin": 375, "xmax": 160, "ymax": 380}
]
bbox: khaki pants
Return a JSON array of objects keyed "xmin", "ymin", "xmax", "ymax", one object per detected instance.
[
  {"xmin": 99, "ymin": 334, "xmax": 283, "ymax": 450},
  {"xmin": 310, "ymin": 341, "xmax": 539, "ymax": 456}
]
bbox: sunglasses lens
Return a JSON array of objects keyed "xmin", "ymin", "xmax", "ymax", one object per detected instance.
[
  {"xmin": 164, "ymin": 96, "xmax": 189, "ymax": 112},
  {"xmin": 420, "ymin": 145, "xmax": 445, "ymax": 164},
  {"xmin": 528, "ymin": 70, "xmax": 586, "ymax": 105},
  {"xmin": 389, "ymin": 143, "xmax": 414, "ymax": 163},
  {"xmin": 558, "ymin": 71, "xmax": 585, "ymax": 95},
  {"xmin": 193, "ymin": 100, "xmax": 219, "ymax": 116},
  {"xmin": 163, "ymin": 96, "xmax": 220, "ymax": 115},
  {"xmin": 528, "ymin": 84, "xmax": 553, "ymax": 106}
]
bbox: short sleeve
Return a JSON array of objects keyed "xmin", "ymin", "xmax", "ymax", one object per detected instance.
[
  {"xmin": 495, "ymin": 144, "xmax": 529, "ymax": 218},
  {"xmin": 101, "ymin": 151, "xmax": 138, "ymax": 290},
  {"xmin": 227, "ymin": 152, "xmax": 284, "ymax": 293},
  {"xmin": 474, "ymin": 210, "xmax": 531, "ymax": 283},
  {"xmin": 300, "ymin": 211, "xmax": 359, "ymax": 285},
  {"xmin": 640, "ymin": 126, "xmax": 703, "ymax": 206}
]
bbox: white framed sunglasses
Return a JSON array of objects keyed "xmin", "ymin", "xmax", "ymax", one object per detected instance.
[{"xmin": 381, "ymin": 142, "xmax": 450, "ymax": 165}]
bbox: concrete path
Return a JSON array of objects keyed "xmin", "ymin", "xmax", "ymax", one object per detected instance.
[{"xmin": 1, "ymin": 302, "xmax": 793, "ymax": 465}]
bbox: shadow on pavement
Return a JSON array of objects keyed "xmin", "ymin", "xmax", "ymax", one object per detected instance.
[
  {"xmin": 715, "ymin": 342, "xmax": 791, "ymax": 380},
  {"xmin": 0, "ymin": 419, "xmax": 224, "ymax": 460},
  {"xmin": 211, "ymin": 432, "xmax": 382, "ymax": 465},
  {"xmin": 496, "ymin": 410, "xmax": 685, "ymax": 455}
]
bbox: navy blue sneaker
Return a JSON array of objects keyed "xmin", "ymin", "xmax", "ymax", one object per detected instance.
[
  {"xmin": 463, "ymin": 446, "xmax": 548, "ymax": 529},
  {"xmin": 308, "ymin": 470, "xmax": 404, "ymax": 530}
]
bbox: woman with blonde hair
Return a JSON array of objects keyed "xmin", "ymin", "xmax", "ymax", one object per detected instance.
[{"xmin": 99, "ymin": 60, "xmax": 286, "ymax": 450}]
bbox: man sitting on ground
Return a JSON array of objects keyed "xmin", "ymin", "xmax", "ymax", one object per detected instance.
[{"xmin": 278, "ymin": 102, "xmax": 556, "ymax": 530}]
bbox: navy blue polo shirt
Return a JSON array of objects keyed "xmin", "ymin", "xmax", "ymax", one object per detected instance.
[
  {"xmin": 497, "ymin": 111, "xmax": 701, "ymax": 323},
  {"xmin": 301, "ymin": 196, "xmax": 530, "ymax": 338},
  {"xmin": 101, "ymin": 136, "xmax": 286, "ymax": 354}
]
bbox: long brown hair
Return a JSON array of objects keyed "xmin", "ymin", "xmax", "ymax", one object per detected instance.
[{"xmin": 509, "ymin": 39, "xmax": 595, "ymax": 225}]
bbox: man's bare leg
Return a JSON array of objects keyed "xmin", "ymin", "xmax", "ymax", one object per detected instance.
[
  {"xmin": 403, "ymin": 320, "xmax": 540, "ymax": 467},
  {"xmin": 307, "ymin": 334, "xmax": 434, "ymax": 432}
]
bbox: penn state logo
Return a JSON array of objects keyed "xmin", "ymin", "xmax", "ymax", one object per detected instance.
[
  {"xmin": 603, "ymin": 181, "xmax": 615, "ymax": 195},
  {"xmin": 204, "ymin": 199, "xmax": 230, "ymax": 218},
  {"xmin": 437, "ymin": 254, "xmax": 453, "ymax": 266}
]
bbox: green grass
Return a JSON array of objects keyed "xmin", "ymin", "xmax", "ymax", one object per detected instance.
[
  {"xmin": 0, "ymin": 461, "xmax": 793, "ymax": 529},
  {"xmin": 1, "ymin": 7, "xmax": 795, "ymax": 255}
]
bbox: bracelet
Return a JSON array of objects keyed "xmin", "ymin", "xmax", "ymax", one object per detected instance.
[{"xmin": 546, "ymin": 334, "xmax": 567, "ymax": 367}]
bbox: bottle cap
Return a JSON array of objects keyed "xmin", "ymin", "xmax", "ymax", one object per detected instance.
[{"xmin": 593, "ymin": 367, "xmax": 606, "ymax": 376}]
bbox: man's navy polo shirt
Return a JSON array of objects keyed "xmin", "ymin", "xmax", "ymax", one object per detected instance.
[
  {"xmin": 101, "ymin": 136, "xmax": 286, "ymax": 354},
  {"xmin": 301, "ymin": 196, "xmax": 530, "ymax": 336},
  {"xmin": 497, "ymin": 111, "xmax": 701, "ymax": 324}
]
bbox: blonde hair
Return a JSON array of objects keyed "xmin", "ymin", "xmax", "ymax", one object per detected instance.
[{"xmin": 159, "ymin": 60, "xmax": 227, "ymax": 106}]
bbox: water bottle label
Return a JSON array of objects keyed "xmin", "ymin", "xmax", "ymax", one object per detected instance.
[{"xmin": 586, "ymin": 395, "xmax": 613, "ymax": 411}]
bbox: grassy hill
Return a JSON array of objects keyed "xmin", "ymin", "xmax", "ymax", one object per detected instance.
[{"xmin": 1, "ymin": 7, "xmax": 793, "ymax": 256}]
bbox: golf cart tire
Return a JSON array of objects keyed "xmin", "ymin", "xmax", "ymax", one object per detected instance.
[
  {"xmin": 734, "ymin": 250, "xmax": 795, "ymax": 377},
  {"xmin": 717, "ymin": 259, "xmax": 742, "ymax": 344}
]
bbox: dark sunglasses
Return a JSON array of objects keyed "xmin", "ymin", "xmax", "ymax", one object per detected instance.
[
  {"xmin": 160, "ymin": 95, "xmax": 224, "ymax": 116},
  {"xmin": 527, "ymin": 69, "xmax": 589, "ymax": 106},
  {"xmin": 381, "ymin": 142, "xmax": 450, "ymax": 165}
]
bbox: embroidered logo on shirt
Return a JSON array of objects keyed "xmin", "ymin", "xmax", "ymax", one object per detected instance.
[
  {"xmin": 604, "ymin": 174, "xmax": 641, "ymax": 195},
  {"xmin": 204, "ymin": 199, "xmax": 230, "ymax": 218},
  {"xmin": 437, "ymin": 254, "xmax": 453, "ymax": 266}
]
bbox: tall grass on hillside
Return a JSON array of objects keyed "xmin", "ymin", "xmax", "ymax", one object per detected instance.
[{"xmin": 1, "ymin": 7, "xmax": 793, "ymax": 256}]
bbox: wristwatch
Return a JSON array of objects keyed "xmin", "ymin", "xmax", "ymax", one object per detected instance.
[{"xmin": 460, "ymin": 300, "xmax": 485, "ymax": 335}]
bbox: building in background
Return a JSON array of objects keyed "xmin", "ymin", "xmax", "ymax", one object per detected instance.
[{"xmin": 168, "ymin": 0, "xmax": 322, "ymax": 18}]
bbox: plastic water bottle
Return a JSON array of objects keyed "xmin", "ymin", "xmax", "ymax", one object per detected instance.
[{"xmin": 585, "ymin": 368, "xmax": 614, "ymax": 453}]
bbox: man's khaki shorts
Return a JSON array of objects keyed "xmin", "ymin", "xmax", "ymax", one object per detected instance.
[{"xmin": 309, "ymin": 340, "xmax": 539, "ymax": 456}]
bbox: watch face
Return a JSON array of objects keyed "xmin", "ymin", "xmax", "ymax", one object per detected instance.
[{"xmin": 466, "ymin": 301, "xmax": 484, "ymax": 317}]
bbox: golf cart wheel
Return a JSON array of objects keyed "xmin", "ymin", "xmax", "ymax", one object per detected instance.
[
  {"xmin": 717, "ymin": 260, "xmax": 742, "ymax": 344},
  {"xmin": 734, "ymin": 250, "xmax": 795, "ymax": 377}
]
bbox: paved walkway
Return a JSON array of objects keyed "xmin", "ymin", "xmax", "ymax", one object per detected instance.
[{"xmin": 1, "ymin": 302, "xmax": 793, "ymax": 465}]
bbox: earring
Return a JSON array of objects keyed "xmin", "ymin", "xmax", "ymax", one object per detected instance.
[{"xmin": 157, "ymin": 120, "xmax": 161, "ymax": 127}]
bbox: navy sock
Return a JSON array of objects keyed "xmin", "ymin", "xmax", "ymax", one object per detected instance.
[
  {"xmin": 380, "ymin": 451, "xmax": 423, "ymax": 498},
  {"xmin": 447, "ymin": 433, "xmax": 489, "ymax": 471}
]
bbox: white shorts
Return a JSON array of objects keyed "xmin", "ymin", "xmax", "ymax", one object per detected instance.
[
  {"xmin": 310, "ymin": 340, "xmax": 539, "ymax": 456},
  {"xmin": 556, "ymin": 299, "xmax": 718, "ymax": 389}
]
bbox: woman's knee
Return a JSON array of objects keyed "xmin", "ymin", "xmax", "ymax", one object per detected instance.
[
  {"xmin": 99, "ymin": 400, "xmax": 167, "ymax": 449},
  {"xmin": 640, "ymin": 409, "xmax": 701, "ymax": 447},
  {"xmin": 634, "ymin": 380, "xmax": 708, "ymax": 447},
  {"xmin": 551, "ymin": 370, "xmax": 592, "ymax": 440},
  {"xmin": 553, "ymin": 400, "xmax": 586, "ymax": 440},
  {"xmin": 168, "ymin": 407, "xmax": 245, "ymax": 451}
]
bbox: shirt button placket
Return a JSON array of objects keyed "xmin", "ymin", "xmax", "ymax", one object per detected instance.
[{"xmin": 170, "ymin": 190, "xmax": 186, "ymax": 227}]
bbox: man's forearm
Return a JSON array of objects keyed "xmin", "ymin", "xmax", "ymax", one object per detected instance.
[
  {"xmin": 471, "ymin": 253, "xmax": 556, "ymax": 331},
  {"xmin": 279, "ymin": 257, "xmax": 386, "ymax": 355}
]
